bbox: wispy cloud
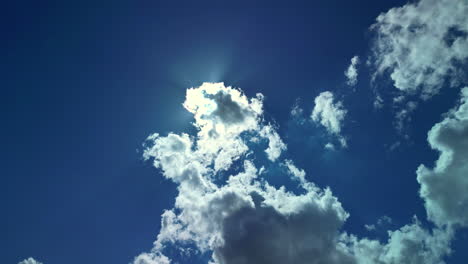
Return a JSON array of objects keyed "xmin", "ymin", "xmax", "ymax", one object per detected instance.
[{"xmin": 345, "ymin": 55, "xmax": 359, "ymax": 86}]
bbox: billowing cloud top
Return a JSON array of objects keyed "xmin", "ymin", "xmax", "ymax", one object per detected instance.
[
  {"xmin": 135, "ymin": 82, "xmax": 461, "ymax": 264},
  {"xmin": 18, "ymin": 258, "xmax": 42, "ymax": 264},
  {"xmin": 183, "ymin": 82, "xmax": 263, "ymax": 138},
  {"xmin": 139, "ymin": 83, "xmax": 352, "ymax": 264},
  {"xmin": 417, "ymin": 87, "xmax": 468, "ymax": 227}
]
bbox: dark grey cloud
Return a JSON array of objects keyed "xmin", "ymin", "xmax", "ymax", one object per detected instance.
[
  {"xmin": 214, "ymin": 192, "xmax": 354, "ymax": 264},
  {"xmin": 207, "ymin": 91, "xmax": 250, "ymax": 125}
]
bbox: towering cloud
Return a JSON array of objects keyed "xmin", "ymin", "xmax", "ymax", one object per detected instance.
[
  {"xmin": 137, "ymin": 83, "xmax": 353, "ymax": 264},
  {"xmin": 417, "ymin": 87, "xmax": 468, "ymax": 227},
  {"xmin": 136, "ymin": 82, "xmax": 460, "ymax": 264}
]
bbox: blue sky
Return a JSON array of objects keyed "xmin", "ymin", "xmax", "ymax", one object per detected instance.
[{"xmin": 3, "ymin": 0, "xmax": 468, "ymax": 264}]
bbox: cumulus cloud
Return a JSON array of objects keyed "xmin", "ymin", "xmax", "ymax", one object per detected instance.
[
  {"xmin": 133, "ymin": 253, "xmax": 171, "ymax": 264},
  {"xmin": 417, "ymin": 87, "xmax": 468, "ymax": 227},
  {"xmin": 181, "ymin": 82, "xmax": 264, "ymax": 172},
  {"xmin": 370, "ymin": 0, "xmax": 468, "ymax": 135},
  {"xmin": 371, "ymin": 0, "xmax": 468, "ymax": 99},
  {"xmin": 345, "ymin": 56, "xmax": 360, "ymax": 86},
  {"xmin": 212, "ymin": 184, "xmax": 353, "ymax": 264},
  {"xmin": 18, "ymin": 258, "xmax": 43, "ymax": 264},
  {"xmin": 138, "ymin": 83, "xmax": 354, "ymax": 264},
  {"xmin": 343, "ymin": 217, "xmax": 453, "ymax": 264},
  {"xmin": 136, "ymin": 82, "xmax": 460, "ymax": 264},
  {"xmin": 311, "ymin": 91, "xmax": 348, "ymax": 147}
]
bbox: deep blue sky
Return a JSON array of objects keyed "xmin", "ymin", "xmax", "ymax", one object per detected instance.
[{"xmin": 3, "ymin": 1, "xmax": 467, "ymax": 263}]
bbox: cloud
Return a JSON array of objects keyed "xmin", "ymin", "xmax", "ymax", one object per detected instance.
[
  {"xmin": 290, "ymin": 99, "xmax": 306, "ymax": 125},
  {"xmin": 345, "ymin": 56, "xmax": 360, "ymax": 86},
  {"xmin": 137, "ymin": 158, "xmax": 354, "ymax": 264},
  {"xmin": 18, "ymin": 258, "xmax": 43, "ymax": 264},
  {"xmin": 417, "ymin": 87, "xmax": 468, "ymax": 227},
  {"xmin": 395, "ymin": 101, "xmax": 418, "ymax": 133},
  {"xmin": 365, "ymin": 215, "xmax": 393, "ymax": 232},
  {"xmin": 371, "ymin": 0, "xmax": 468, "ymax": 99},
  {"xmin": 283, "ymin": 159, "xmax": 306, "ymax": 183},
  {"xmin": 373, "ymin": 95, "xmax": 384, "ymax": 109},
  {"xmin": 138, "ymin": 83, "xmax": 354, "ymax": 264},
  {"xmin": 343, "ymin": 217, "xmax": 453, "ymax": 264},
  {"xmin": 137, "ymin": 83, "xmax": 458, "ymax": 264},
  {"xmin": 212, "ymin": 184, "xmax": 353, "ymax": 264},
  {"xmin": 311, "ymin": 91, "xmax": 348, "ymax": 147},
  {"xmin": 133, "ymin": 253, "xmax": 171, "ymax": 264},
  {"xmin": 259, "ymin": 124, "xmax": 287, "ymax": 161},
  {"xmin": 181, "ymin": 82, "xmax": 264, "ymax": 172}
]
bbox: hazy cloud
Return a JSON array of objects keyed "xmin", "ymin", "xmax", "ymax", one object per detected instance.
[
  {"xmin": 365, "ymin": 215, "xmax": 393, "ymax": 232},
  {"xmin": 395, "ymin": 101, "xmax": 418, "ymax": 132},
  {"xmin": 290, "ymin": 99, "xmax": 306, "ymax": 125},
  {"xmin": 345, "ymin": 56, "xmax": 360, "ymax": 86},
  {"xmin": 374, "ymin": 95, "xmax": 384, "ymax": 109}
]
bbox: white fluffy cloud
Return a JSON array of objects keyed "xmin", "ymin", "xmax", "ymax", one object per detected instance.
[
  {"xmin": 345, "ymin": 56, "xmax": 360, "ymax": 86},
  {"xmin": 141, "ymin": 157, "xmax": 354, "ymax": 264},
  {"xmin": 311, "ymin": 91, "xmax": 348, "ymax": 147},
  {"xmin": 417, "ymin": 87, "xmax": 468, "ymax": 227},
  {"xmin": 371, "ymin": 0, "xmax": 468, "ymax": 99},
  {"xmin": 138, "ymin": 83, "xmax": 353, "ymax": 264},
  {"xmin": 133, "ymin": 253, "xmax": 171, "ymax": 264},
  {"xmin": 182, "ymin": 82, "xmax": 264, "ymax": 172},
  {"xmin": 18, "ymin": 258, "xmax": 43, "ymax": 264},
  {"xmin": 136, "ymin": 83, "xmax": 460, "ymax": 264}
]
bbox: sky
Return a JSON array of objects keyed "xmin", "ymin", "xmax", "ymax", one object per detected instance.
[{"xmin": 3, "ymin": 0, "xmax": 468, "ymax": 264}]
